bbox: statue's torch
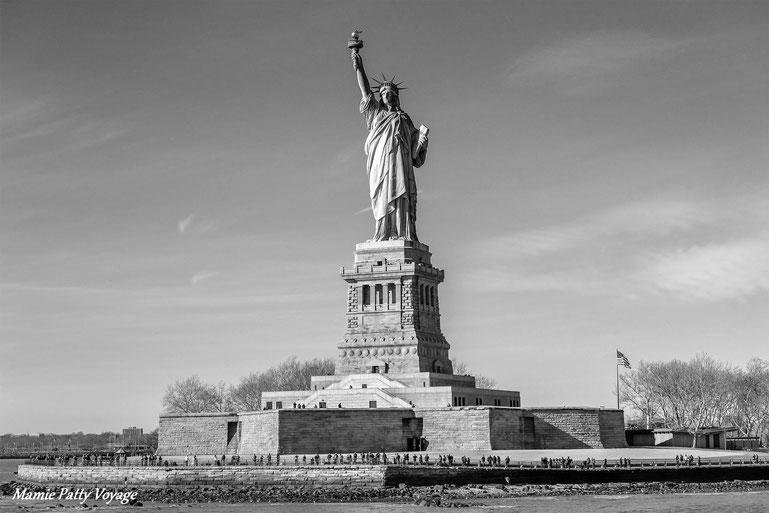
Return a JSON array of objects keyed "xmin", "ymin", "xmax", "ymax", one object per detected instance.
[{"xmin": 348, "ymin": 30, "xmax": 364, "ymax": 52}]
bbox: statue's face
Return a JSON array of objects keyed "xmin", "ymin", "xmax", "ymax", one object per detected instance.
[{"xmin": 380, "ymin": 88, "xmax": 398, "ymax": 109}]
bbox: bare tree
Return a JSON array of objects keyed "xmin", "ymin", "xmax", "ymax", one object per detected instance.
[
  {"xmin": 258, "ymin": 356, "xmax": 336, "ymax": 392},
  {"xmin": 229, "ymin": 372, "xmax": 265, "ymax": 412},
  {"xmin": 229, "ymin": 356, "xmax": 336, "ymax": 411},
  {"xmin": 165, "ymin": 355, "xmax": 514, "ymax": 416},
  {"xmin": 161, "ymin": 375, "xmax": 222, "ymax": 413},
  {"xmin": 451, "ymin": 359, "xmax": 498, "ymax": 389},
  {"xmin": 620, "ymin": 362, "xmax": 665, "ymax": 428},
  {"xmin": 728, "ymin": 358, "xmax": 769, "ymax": 446},
  {"xmin": 208, "ymin": 380, "xmax": 235, "ymax": 412},
  {"xmin": 619, "ymin": 354, "xmax": 769, "ymax": 448}
]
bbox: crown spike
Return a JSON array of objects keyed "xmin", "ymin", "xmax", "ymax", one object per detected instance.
[{"xmin": 370, "ymin": 73, "xmax": 407, "ymax": 94}]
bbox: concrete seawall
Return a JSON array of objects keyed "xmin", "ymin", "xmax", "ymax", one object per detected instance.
[
  {"xmin": 16, "ymin": 465, "xmax": 385, "ymax": 489},
  {"xmin": 384, "ymin": 465, "xmax": 769, "ymax": 486},
  {"xmin": 16, "ymin": 464, "xmax": 769, "ymax": 489}
]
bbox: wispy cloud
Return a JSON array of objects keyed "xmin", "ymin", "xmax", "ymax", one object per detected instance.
[
  {"xmin": 479, "ymin": 198, "xmax": 705, "ymax": 260},
  {"xmin": 327, "ymin": 144, "xmax": 361, "ymax": 178},
  {"xmin": 465, "ymin": 233, "xmax": 769, "ymax": 302},
  {"xmin": 64, "ymin": 125, "xmax": 130, "ymax": 153},
  {"xmin": 0, "ymin": 98, "xmax": 64, "ymax": 141},
  {"xmin": 0, "ymin": 280, "xmax": 331, "ymax": 311},
  {"xmin": 509, "ymin": 32, "xmax": 692, "ymax": 94},
  {"xmin": 178, "ymin": 213, "xmax": 196, "ymax": 233},
  {"xmin": 466, "ymin": 194, "xmax": 768, "ymax": 302},
  {"xmin": 633, "ymin": 235, "xmax": 769, "ymax": 301},
  {"xmin": 0, "ymin": 282, "xmax": 132, "ymax": 295},
  {"xmin": 1, "ymin": 99, "xmax": 131, "ymax": 158},
  {"xmin": 0, "ymin": 99, "xmax": 50, "ymax": 127},
  {"xmin": 464, "ymin": 267, "xmax": 613, "ymax": 296},
  {"xmin": 177, "ymin": 213, "xmax": 218, "ymax": 235},
  {"xmin": 190, "ymin": 271, "xmax": 219, "ymax": 286},
  {"xmin": 143, "ymin": 291, "xmax": 332, "ymax": 310}
]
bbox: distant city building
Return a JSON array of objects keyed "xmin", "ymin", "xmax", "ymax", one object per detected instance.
[{"xmin": 122, "ymin": 427, "xmax": 143, "ymax": 438}]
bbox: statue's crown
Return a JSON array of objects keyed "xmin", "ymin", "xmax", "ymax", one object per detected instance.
[{"xmin": 371, "ymin": 74, "xmax": 406, "ymax": 95}]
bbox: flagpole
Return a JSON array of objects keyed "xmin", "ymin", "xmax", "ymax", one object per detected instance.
[
  {"xmin": 614, "ymin": 349, "xmax": 619, "ymax": 410},
  {"xmin": 616, "ymin": 358, "xmax": 620, "ymax": 410}
]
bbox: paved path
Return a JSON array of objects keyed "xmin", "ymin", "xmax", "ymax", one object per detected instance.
[
  {"xmin": 150, "ymin": 447, "xmax": 766, "ymax": 467},
  {"xmin": 425, "ymin": 447, "xmax": 759, "ymax": 462}
]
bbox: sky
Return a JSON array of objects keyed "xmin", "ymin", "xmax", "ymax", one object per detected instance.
[{"xmin": 1, "ymin": 0, "xmax": 767, "ymax": 434}]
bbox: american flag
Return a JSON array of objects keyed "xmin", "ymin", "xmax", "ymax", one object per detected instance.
[{"xmin": 617, "ymin": 350, "xmax": 631, "ymax": 369}]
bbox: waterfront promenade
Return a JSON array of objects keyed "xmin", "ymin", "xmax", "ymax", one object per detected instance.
[
  {"xmin": 20, "ymin": 447, "xmax": 766, "ymax": 470},
  {"xmin": 14, "ymin": 447, "xmax": 768, "ymax": 490},
  {"xmin": 157, "ymin": 447, "xmax": 762, "ymax": 466}
]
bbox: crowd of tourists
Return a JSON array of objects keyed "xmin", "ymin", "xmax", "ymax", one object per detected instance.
[
  {"xmin": 29, "ymin": 452, "xmax": 143, "ymax": 467},
  {"xmin": 29, "ymin": 451, "xmax": 767, "ymax": 468},
  {"xmin": 539, "ymin": 456, "xmax": 616, "ymax": 469}
]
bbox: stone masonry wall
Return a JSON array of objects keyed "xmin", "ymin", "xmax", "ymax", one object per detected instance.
[
  {"xmin": 158, "ymin": 413, "xmax": 238, "ymax": 456},
  {"xmin": 158, "ymin": 408, "xmax": 625, "ymax": 456},
  {"xmin": 17, "ymin": 465, "xmax": 386, "ymax": 488},
  {"xmin": 19, "ymin": 463, "xmax": 768, "ymax": 490},
  {"xmin": 336, "ymin": 344, "xmax": 423, "ymax": 376},
  {"xmin": 401, "ymin": 278, "xmax": 419, "ymax": 329},
  {"xmin": 488, "ymin": 408, "xmax": 527, "ymax": 449},
  {"xmin": 598, "ymin": 410, "xmax": 629, "ymax": 448},
  {"xmin": 529, "ymin": 409, "xmax": 598, "ymax": 449},
  {"xmin": 419, "ymin": 408, "xmax": 491, "ymax": 451},
  {"xmin": 275, "ymin": 409, "xmax": 414, "ymax": 454},
  {"xmin": 237, "ymin": 410, "xmax": 280, "ymax": 455}
]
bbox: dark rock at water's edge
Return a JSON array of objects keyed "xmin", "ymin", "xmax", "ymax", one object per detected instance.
[
  {"xmin": 383, "ymin": 462, "xmax": 769, "ymax": 487},
  {"xmin": 3, "ymin": 479, "xmax": 769, "ymax": 507},
  {"xmin": 0, "ymin": 481, "xmax": 16, "ymax": 496}
]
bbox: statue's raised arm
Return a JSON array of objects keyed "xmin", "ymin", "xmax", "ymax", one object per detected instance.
[
  {"xmin": 348, "ymin": 31, "xmax": 429, "ymax": 243},
  {"xmin": 349, "ymin": 32, "xmax": 371, "ymax": 99}
]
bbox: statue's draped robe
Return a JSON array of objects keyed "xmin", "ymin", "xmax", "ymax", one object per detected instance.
[{"xmin": 360, "ymin": 93, "xmax": 426, "ymax": 241}]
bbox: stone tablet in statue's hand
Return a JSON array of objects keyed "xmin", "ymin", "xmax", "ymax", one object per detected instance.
[{"xmin": 418, "ymin": 125, "xmax": 429, "ymax": 147}]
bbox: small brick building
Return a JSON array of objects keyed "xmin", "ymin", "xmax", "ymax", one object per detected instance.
[{"xmin": 626, "ymin": 427, "xmax": 728, "ymax": 449}]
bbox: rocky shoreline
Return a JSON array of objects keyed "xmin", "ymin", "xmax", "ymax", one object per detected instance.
[{"xmin": 3, "ymin": 479, "xmax": 769, "ymax": 508}]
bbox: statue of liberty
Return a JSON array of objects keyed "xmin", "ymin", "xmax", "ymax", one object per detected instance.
[{"xmin": 350, "ymin": 32, "xmax": 429, "ymax": 242}]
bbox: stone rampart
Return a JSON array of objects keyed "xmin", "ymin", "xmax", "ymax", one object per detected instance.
[
  {"xmin": 238, "ymin": 410, "xmax": 280, "ymax": 455},
  {"xmin": 489, "ymin": 408, "xmax": 532, "ymax": 449},
  {"xmin": 419, "ymin": 407, "xmax": 492, "ymax": 451},
  {"xmin": 158, "ymin": 412, "xmax": 238, "ymax": 456},
  {"xmin": 157, "ymin": 407, "xmax": 625, "ymax": 455},
  {"xmin": 528, "ymin": 408, "xmax": 627, "ymax": 449},
  {"xmin": 598, "ymin": 409, "xmax": 629, "ymax": 448},
  {"xmin": 273, "ymin": 409, "xmax": 415, "ymax": 454},
  {"xmin": 16, "ymin": 465, "xmax": 386, "ymax": 489}
]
